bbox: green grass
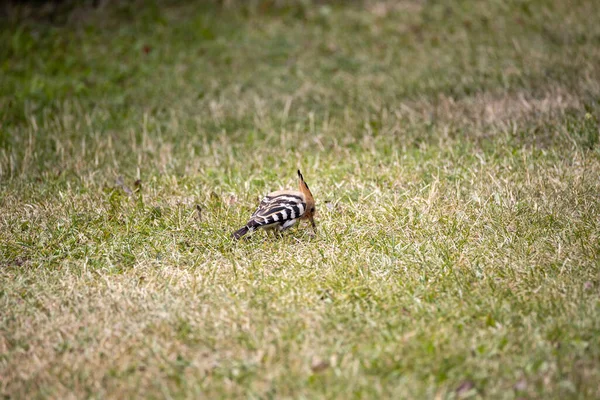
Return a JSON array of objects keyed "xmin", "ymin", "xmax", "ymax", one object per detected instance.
[{"xmin": 1, "ymin": 0, "xmax": 600, "ymax": 398}]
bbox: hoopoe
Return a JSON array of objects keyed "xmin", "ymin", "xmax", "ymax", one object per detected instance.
[{"xmin": 232, "ymin": 170, "xmax": 316, "ymax": 239}]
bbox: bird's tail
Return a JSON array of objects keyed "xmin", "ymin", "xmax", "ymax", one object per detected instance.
[{"xmin": 232, "ymin": 226, "xmax": 249, "ymax": 240}]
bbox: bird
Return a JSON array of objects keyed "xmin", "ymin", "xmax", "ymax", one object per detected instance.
[{"xmin": 232, "ymin": 170, "xmax": 316, "ymax": 239}]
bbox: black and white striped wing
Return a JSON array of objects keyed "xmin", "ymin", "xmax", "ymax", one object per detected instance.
[
  {"xmin": 247, "ymin": 192, "xmax": 306, "ymax": 230},
  {"xmin": 251, "ymin": 196, "xmax": 274, "ymax": 218}
]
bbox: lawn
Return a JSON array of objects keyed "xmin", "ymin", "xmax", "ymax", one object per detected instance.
[{"xmin": 1, "ymin": 0, "xmax": 599, "ymax": 398}]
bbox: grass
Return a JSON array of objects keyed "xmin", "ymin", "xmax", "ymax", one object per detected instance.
[{"xmin": 1, "ymin": 0, "xmax": 600, "ymax": 398}]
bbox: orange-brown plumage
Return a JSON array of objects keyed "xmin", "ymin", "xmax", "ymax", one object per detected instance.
[{"xmin": 297, "ymin": 170, "xmax": 316, "ymax": 230}]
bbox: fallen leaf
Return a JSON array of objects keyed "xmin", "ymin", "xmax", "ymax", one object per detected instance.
[
  {"xmin": 456, "ymin": 380, "xmax": 475, "ymax": 396},
  {"xmin": 116, "ymin": 176, "xmax": 133, "ymax": 196},
  {"xmin": 13, "ymin": 257, "xmax": 26, "ymax": 267},
  {"xmin": 311, "ymin": 357, "xmax": 330, "ymax": 373},
  {"xmin": 513, "ymin": 378, "xmax": 527, "ymax": 391}
]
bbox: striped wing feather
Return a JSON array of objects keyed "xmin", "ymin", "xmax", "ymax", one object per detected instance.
[{"xmin": 247, "ymin": 190, "xmax": 306, "ymax": 230}]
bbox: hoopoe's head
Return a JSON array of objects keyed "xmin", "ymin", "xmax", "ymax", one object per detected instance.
[{"xmin": 297, "ymin": 169, "xmax": 316, "ymax": 230}]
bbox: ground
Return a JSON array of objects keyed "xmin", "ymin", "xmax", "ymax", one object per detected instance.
[{"xmin": 1, "ymin": 0, "xmax": 599, "ymax": 398}]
